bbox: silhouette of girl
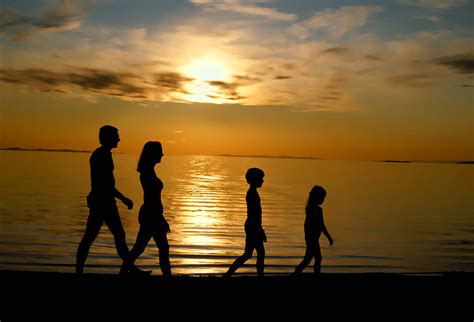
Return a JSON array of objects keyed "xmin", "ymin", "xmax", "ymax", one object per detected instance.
[
  {"xmin": 294, "ymin": 185, "xmax": 333, "ymax": 274},
  {"xmin": 120, "ymin": 141, "xmax": 171, "ymax": 276}
]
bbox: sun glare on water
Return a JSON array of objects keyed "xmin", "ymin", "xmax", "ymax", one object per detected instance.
[{"xmin": 181, "ymin": 56, "xmax": 234, "ymax": 104}]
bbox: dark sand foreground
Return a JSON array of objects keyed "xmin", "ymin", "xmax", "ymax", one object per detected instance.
[{"xmin": 1, "ymin": 270, "xmax": 472, "ymax": 319}]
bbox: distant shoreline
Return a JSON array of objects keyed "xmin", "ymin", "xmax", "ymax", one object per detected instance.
[
  {"xmin": 0, "ymin": 147, "xmax": 91, "ymax": 153},
  {"xmin": 218, "ymin": 153, "xmax": 320, "ymax": 160},
  {"xmin": 1, "ymin": 148, "xmax": 472, "ymax": 164}
]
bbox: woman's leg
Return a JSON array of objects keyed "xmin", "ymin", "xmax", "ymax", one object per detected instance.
[
  {"xmin": 152, "ymin": 232, "xmax": 171, "ymax": 276},
  {"xmin": 119, "ymin": 226, "xmax": 151, "ymax": 274}
]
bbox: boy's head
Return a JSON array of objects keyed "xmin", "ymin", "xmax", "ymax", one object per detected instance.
[
  {"xmin": 309, "ymin": 185, "xmax": 326, "ymax": 205},
  {"xmin": 245, "ymin": 168, "xmax": 265, "ymax": 187}
]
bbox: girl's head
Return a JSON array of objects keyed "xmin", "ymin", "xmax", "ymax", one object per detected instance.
[
  {"xmin": 245, "ymin": 168, "xmax": 265, "ymax": 187},
  {"xmin": 137, "ymin": 141, "xmax": 163, "ymax": 173},
  {"xmin": 308, "ymin": 185, "xmax": 326, "ymax": 205}
]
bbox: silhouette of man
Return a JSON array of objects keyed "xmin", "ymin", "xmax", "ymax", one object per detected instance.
[{"xmin": 76, "ymin": 125, "xmax": 137, "ymax": 274}]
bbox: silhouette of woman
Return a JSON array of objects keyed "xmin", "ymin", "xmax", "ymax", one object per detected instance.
[{"xmin": 120, "ymin": 141, "xmax": 171, "ymax": 276}]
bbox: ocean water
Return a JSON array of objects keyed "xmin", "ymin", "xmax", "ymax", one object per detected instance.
[{"xmin": 0, "ymin": 150, "xmax": 472, "ymax": 275}]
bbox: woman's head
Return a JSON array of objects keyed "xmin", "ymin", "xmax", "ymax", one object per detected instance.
[
  {"xmin": 137, "ymin": 141, "xmax": 163, "ymax": 173},
  {"xmin": 308, "ymin": 185, "xmax": 326, "ymax": 205}
]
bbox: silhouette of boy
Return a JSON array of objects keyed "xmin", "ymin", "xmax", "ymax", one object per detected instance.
[
  {"xmin": 294, "ymin": 185, "xmax": 333, "ymax": 274},
  {"xmin": 76, "ymin": 125, "xmax": 140, "ymax": 274},
  {"xmin": 223, "ymin": 167, "xmax": 266, "ymax": 277}
]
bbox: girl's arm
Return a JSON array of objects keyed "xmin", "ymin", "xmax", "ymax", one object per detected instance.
[{"xmin": 321, "ymin": 213, "xmax": 334, "ymax": 245}]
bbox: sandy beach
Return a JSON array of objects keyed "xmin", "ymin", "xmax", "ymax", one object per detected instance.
[{"xmin": 1, "ymin": 270, "xmax": 471, "ymax": 319}]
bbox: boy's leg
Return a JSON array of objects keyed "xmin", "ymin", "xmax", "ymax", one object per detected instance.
[
  {"xmin": 223, "ymin": 237, "xmax": 254, "ymax": 277},
  {"xmin": 76, "ymin": 210, "xmax": 103, "ymax": 274},
  {"xmin": 255, "ymin": 242, "xmax": 265, "ymax": 277}
]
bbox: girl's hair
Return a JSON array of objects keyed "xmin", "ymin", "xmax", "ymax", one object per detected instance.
[
  {"xmin": 306, "ymin": 185, "xmax": 326, "ymax": 210},
  {"xmin": 137, "ymin": 141, "xmax": 163, "ymax": 173}
]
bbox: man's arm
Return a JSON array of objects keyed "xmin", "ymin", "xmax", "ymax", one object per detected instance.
[{"xmin": 114, "ymin": 188, "xmax": 133, "ymax": 209}]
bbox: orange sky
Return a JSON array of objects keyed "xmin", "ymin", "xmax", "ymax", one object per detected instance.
[{"xmin": 1, "ymin": 1, "xmax": 473, "ymax": 161}]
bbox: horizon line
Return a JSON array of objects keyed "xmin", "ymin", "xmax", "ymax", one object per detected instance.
[{"xmin": 1, "ymin": 147, "xmax": 473, "ymax": 164}]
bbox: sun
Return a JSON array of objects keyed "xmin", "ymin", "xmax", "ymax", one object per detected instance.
[
  {"xmin": 180, "ymin": 55, "xmax": 234, "ymax": 104},
  {"xmin": 183, "ymin": 56, "xmax": 230, "ymax": 82}
]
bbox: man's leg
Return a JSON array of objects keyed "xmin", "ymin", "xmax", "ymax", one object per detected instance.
[
  {"xmin": 104, "ymin": 207, "xmax": 132, "ymax": 264},
  {"xmin": 76, "ymin": 210, "xmax": 103, "ymax": 274}
]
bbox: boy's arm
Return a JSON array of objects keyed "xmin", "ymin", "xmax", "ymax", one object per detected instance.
[{"xmin": 114, "ymin": 188, "xmax": 133, "ymax": 209}]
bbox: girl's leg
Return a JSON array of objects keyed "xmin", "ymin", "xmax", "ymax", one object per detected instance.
[
  {"xmin": 152, "ymin": 232, "xmax": 171, "ymax": 276},
  {"xmin": 313, "ymin": 244, "xmax": 322, "ymax": 274},
  {"xmin": 294, "ymin": 245, "xmax": 315, "ymax": 274}
]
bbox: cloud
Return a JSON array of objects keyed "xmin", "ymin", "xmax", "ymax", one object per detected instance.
[
  {"xmin": 207, "ymin": 80, "xmax": 245, "ymax": 100},
  {"xmin": 433, "ymin": 52, "xmax": 474, "ymax": 74},
  {"xmin": 386, "ymin": 73, "xmax": 436, "ymax": 87},
  {"xmin": 274, "ymin": 75, "xmax": 291, "ymax": 80},
  {"xmin": 0, "ymin": 67, "xmax": 192, "ymax": 100},
  {"xmin": 0, "ymin": 0, "xmax": 88, "ymax": 41},
  {"xmin": 364, "ymin": 54, "xmax": 382, "ymax": 61},
  {"xmin": 296, "ymin": 104, "xmax": 360, "ymax": 113},
  {"xmin": 321, "ymin": 46, "xmax": 350, "ymax": 56},
  {"xmin": 400, "ymin": 0, "xmax": 470, "ymax": 9},
  {"xmin": 1, "ymin": 2, "xmax": 470, "ymax": 113},
  {"xmin": 189, "ymin": 0, "xmax": 296, "ymax": 21},
  {"xmin": 296, "ymin": 6, "xmax": 382, "ymax": 38},
  {"xmin": 415, "ymin": 15, "xmax": 442, "ymax": 22}
]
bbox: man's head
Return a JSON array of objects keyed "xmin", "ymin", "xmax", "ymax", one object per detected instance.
[{"xmin": 99, "ymin": 125, "xmax": 120, "ymax": 148}]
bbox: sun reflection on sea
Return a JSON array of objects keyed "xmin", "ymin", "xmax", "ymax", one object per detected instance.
[{"xmin": 168, "ymin": 157, "xmax": 244, "ymax": 274}]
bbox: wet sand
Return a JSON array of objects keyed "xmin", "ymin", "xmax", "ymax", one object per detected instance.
[{"xmin": 1, "ymin": 270, "xmax": 471, "ymax": 319}]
